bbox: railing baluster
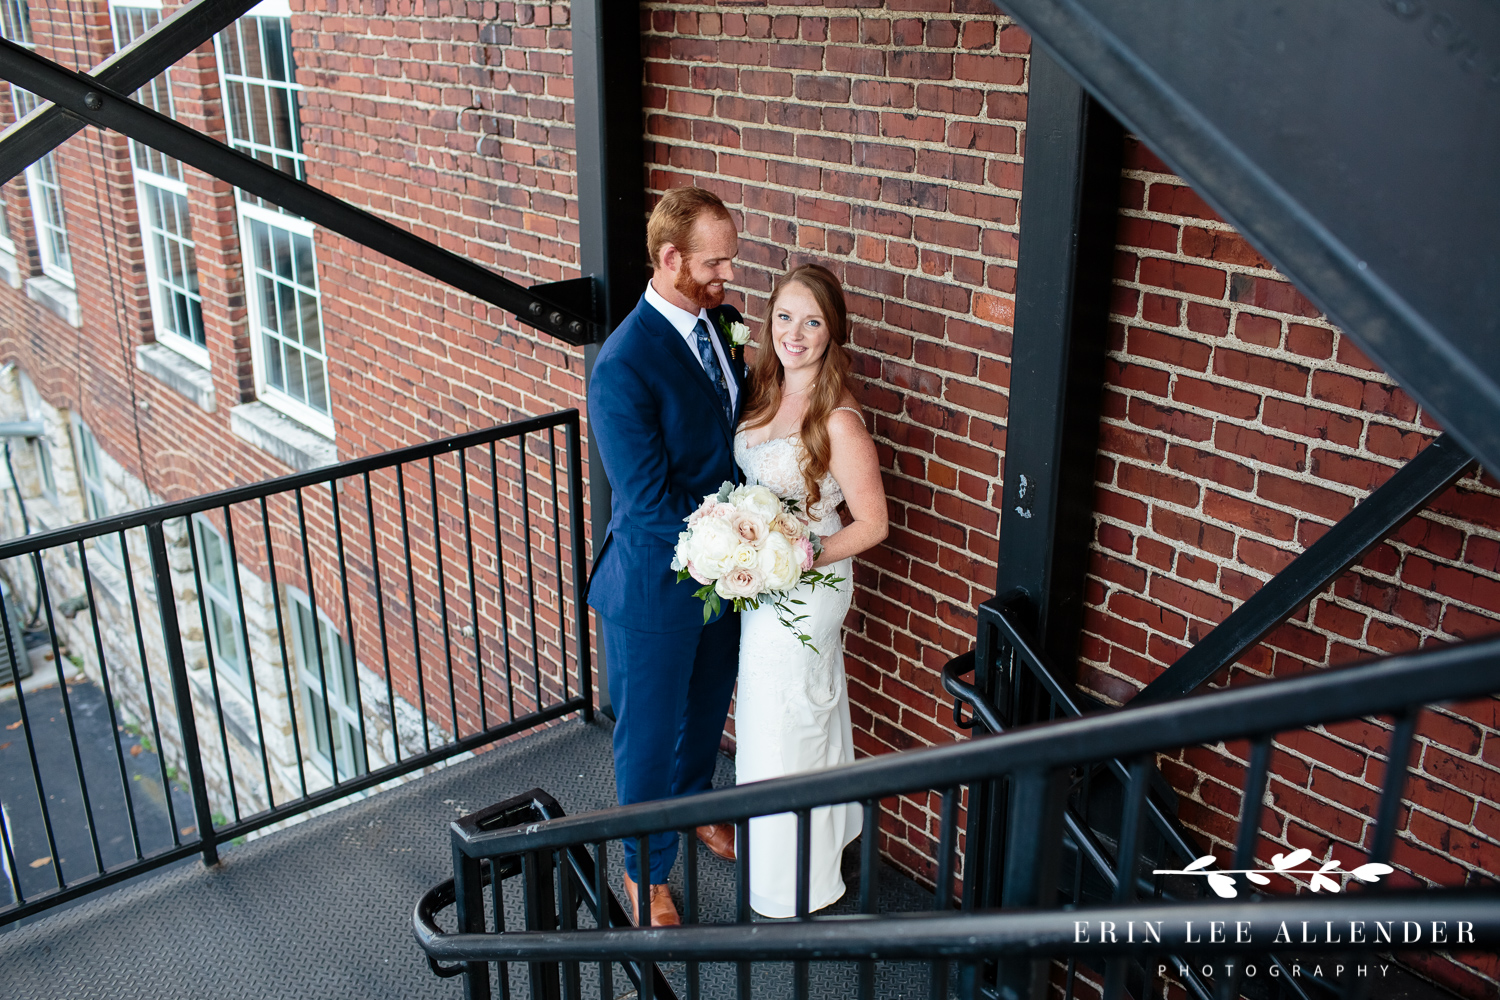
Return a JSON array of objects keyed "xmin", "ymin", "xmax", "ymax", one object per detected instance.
[
  {"xmin": 1102, "ymin": 756, "xmax": 1152, "ymax": 1000},
  {"xmin": 1215, "ymin": 736, "xmax": 1274, "ymax": 1000},
  {"xmin": 396, "ymin": 465, "xmax": 431, "ymax": 752},
  {"xmin": 682, "ymin": 825, "xmax": 700, "ymax": 1000},
  {"xmin": 488, "ymin": 440, "xmax": 516, "ymax": 721},
  {"xmin": 260, "ymin": 496, "xmax": 307, "ymax": 798},
  {"xmin": 427, "ymin": 455, "xmax": 460, "ymax": 741},
  {"xmin": 0, "ymin": 584, "xmax": 60, "ymax": 894},
  {"xmin": 146, "ymin": 523, "xmax": 218, "ymax": 867},
  {"xmin": 558, "ymin": 847, "xmax": 580, "ymax": 1000},
  {"xmin": 593, "ymin": 841, "xmax": 612, "ymax": 1000},
  {"xmin": 564, "ymin": 416, "xmax": 591, "ymax": 722},
  {"xmin": 458, "ymin": 447, "xmax": 488, "ymax": 731},
  {"xmin": 76, "ymin": 539, "xmax": 143, "ymax": 860},
  {"xmin": 931, "ymin": 787, "xmax": 959, "ymax": 1000},
  {"xmin": 736, "ymin": 817, "xmax": 752, "ymax": 1000},
  {"xmin": 636, "ymin": 834, "xmax": 651, "ymax": 929},
  {"xmin": 295, "ymin": 488, "xmax": 339, "ymax": 786},
  {"xmin": 0, "ymin": 782, "xmax": 23, "ymax": 904},
  {"xmin": 119, "ymin": 528, "xmax": 181, "ymax": 840},
  {"xmin": 222, "ymin": 508, "xmax": 274, "ymax": 810},
  {"xmin": 858, "ymin": 798, "xmax": 877, "ymax": 1000},
  {"xmin": 329, "ymin": 480, "xmax": 370, "ymax": 772},
  {"xmin": 794, "ymin": 806, "xmax": 811, "ymax": 1000},
  {"xmin": 1369, "ymin": 710, "xmax": 1418, "ymax": 866},
  {"xmin": 547, "ymin": 428, "xmax": 568, "ymax": 704},
  {"xmin": 362, "ymin": 472, "xmax": 400, "ymax": 765},
  {"xmin": 517, "ymin": 435, "xmax": 543, "ymax": 710},
  {"xmin": 36, "ymin": 550, "xmax": 105, "ymax": 874},
  {"xmin": 184, "ymin": 521, "xmax": 241, "ymax": 821}
]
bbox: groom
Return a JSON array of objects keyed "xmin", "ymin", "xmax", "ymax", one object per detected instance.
[{"xmin": 587, "ymin": 187, "xmax": 746, "ymax": 926}]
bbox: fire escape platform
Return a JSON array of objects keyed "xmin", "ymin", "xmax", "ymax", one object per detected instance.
[{"xmin": 0, "ymin": 716, "xmax": 942, "ymax": 1000}]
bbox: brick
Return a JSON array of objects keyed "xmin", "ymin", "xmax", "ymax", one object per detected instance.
[
  {"xmin": 1233, "ymin": 312, "xmax": 1281, "ymax": 347},
  {"xmin": 1118, "ymin": 464, "xmax": 1200, "ymax": 508},
  {"xmin": 1228, "ymin": 273, "xmax": 1321, "ymax": 318},
  {"xmin": 1171, "ymin": 376, "xmax": 1261, "ymax": 420},
  {"xmin": 1204, "ymin": 490, "xmax": 1298, "ymax": 541},
  {"xmin": 1262, "ymin": 398, "xmax": 1363, "ymax": 448},
  {"xmin": 1258, "ymin": 473, "xmax": 1356, "ymax": 521},
  {"xmin": 1150, "ymin": 576, "xmax": 1233, "ymax": 625},
  {"xmin": 1146, "ymin": 183, "xmax": 1221, "ymax": 222},
  {"xmin": 1213, "ymin": 348, "xmax": 1310, "ymax": 396},
  {"xmin": 1181, "ymin": 226, "xmax": 1270, "ymax": 269},
  {"xmin": 1126, "ymin": 327, "xmax": 1209, "ymax": 370},
  {"xmin": 1184, "ymin": 301, "xmax": 1230, "ymax": 337},
  {"xmin": 1167, "ymin": 444, "xmax": 1254, "ymax": 492},
  {"xmin": 1127, "ymin": 398, "xmax": 1213, "ymax": 442},
  {"xmin": 1215, "ymin": 423, "xmax": 1307, "ymax": 472},
  {"xmin": 1137, "ymin": 257, "xmax": 1227, "ymax": 299}
]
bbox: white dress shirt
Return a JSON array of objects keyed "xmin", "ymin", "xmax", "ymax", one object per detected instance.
[{"xmin": 644, "ymin": 281, "xmax": 738, "ymax": 409}]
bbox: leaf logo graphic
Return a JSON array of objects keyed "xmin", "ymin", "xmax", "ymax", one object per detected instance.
[{"xmin": 1154, "ymin": 852, "xmax": 1392, "ymax": 898}]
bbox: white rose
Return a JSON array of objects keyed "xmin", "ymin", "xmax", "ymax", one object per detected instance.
[
  {"xmin": 715, "ymin": 565, "xmax": 763, "ymax": 600},
  {"xmin": 671, "ymin": 531, "xmax": 692, "ymax": 572},
  {"xmin": 756, "ymin": 532, "xmax": 801, "ymax": 592},
  {"xmin": 730, "ymin": 543, "xmax": 758, "ymax": 568},
  {"xmin": 727, "ymin": 320, "xmax": 751, "ymax": 346},
  {"xmin": 688, "ymin": 517, "xmax": 741, "ymax": 578},
  {"xmin": 729, "ymin": 484, "xmax": 782, "ymax": 522}
]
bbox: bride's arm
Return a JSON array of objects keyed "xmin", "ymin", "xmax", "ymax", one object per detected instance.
[{"xmin": 814, "ymin": 407, "xmax": 888, "ymax": 567}]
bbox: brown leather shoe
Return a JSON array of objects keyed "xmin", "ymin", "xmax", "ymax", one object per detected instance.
[
  {"xmin": 621, "ymin": 870, "xmax": 680, "ymax": 927},
  {"xmin": 696, "ymin": 823, "xmax": 737, "ymax": 861}
]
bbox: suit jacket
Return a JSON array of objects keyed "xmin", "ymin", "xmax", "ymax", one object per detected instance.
[{"xmin": 587, "ymin": 294, "xmax": 748, "ymax": 631}]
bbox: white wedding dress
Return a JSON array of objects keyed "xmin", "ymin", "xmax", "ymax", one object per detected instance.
[{"xmin": 733, "ymin": 413, "xmax": 863, "ymax": 918}]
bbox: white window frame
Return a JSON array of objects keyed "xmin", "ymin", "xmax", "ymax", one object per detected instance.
[
  {"xmin": 215, "ymin": 7, "xmax": 333, "ymax": 436},
  {"xmin": 70, "ymin": 417, "xmax": 122, "ymax": 565},
  {"xmin": 112, "ymin": 0, "xmax": 209, "ymax": 367},
  {"xmin": 192, "ymin": 514, "xmax": 249, "ymax": 691},
  {"xmin": 288, "ymin": 587, "xmax": 365, "ymax": 779}
]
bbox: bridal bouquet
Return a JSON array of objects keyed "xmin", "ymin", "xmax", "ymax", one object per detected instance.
[{"xmin": 671, "ymin": 481, "xmax": 844, "ymax": 650}]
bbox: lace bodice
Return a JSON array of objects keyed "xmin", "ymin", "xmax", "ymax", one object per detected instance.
[{"xmin": 733, "ymin": 408, "xmax": 860, "ymax": 529}]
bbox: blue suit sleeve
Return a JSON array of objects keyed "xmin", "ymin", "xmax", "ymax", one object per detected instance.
[{"xmin": 589, "ymin": 354, "xmax": 702, "ymax": 542}]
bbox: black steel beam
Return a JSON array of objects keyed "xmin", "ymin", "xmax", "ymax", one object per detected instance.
[
  {"xmin": 0, "ymin": 40, "xmax": 599, "ymax": 346},
  {"xmin": 1131, "ymin": 433, "xmax": 1474, "ymax": 706},
  {"xmin": 992, "ymin": 49, "xmax": 1122, "ymax": 692},
  {"xmin": 0, "ymin": 0, "xmax": 261, "ymax": 184},
  {"xmin": 969, "ymin": 47, "xmax": 1120, "ymax": 929},
  {"xmin": 990, "ymin": 0, "xmax": 1500, "ymax": 493},
  {"xmin": 571, "ymin": 0, "xmax": 648, "ymax": 718}
]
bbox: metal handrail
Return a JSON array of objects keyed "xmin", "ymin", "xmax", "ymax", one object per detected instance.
[
  {"xmin": 0, "ymin": 410, "xmax": 579, "ymax": 559},
  {"xmin": 417, "ymin": 638, "xmax": 1500, "ymax": 1000},
  {"xmin": 454, "ymin": 637, "xmax": 1499, "ymax": 856},
  {"xmin": 1, "ymin": 410, "xmax": 592, "ymax": 925}
]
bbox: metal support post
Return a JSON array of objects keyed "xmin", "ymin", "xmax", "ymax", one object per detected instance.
[
  {"xmin": 453, "ymin": 842, "xmax": 492, "ymax": 1000},
  {"xmin": 571, "ymin": 0, "xmax": 647, "ymax": 717},
  {"xmin": 994, "ymin": 766, "xmax": 1068, "ymax": 1000},
  {"xmin": 146, "ymin": 521, "xmax": 219, "ymax": 868}
]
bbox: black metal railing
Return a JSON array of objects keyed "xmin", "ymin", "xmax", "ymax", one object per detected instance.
[
  {"xmin": 0, "ymin": 409, "xmax": 591, "ymax": 925},
  {"xmin": 415, "ymin": 636, "xmax": 1500, "ymax": 1000}
]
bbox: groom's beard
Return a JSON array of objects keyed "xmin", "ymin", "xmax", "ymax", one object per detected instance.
[{"xmin": 675, "ymin": 264, "xmax": 725, "ymax": 310}]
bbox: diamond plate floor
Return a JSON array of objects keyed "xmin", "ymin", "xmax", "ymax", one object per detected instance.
[{"xmin": 0, "ymin": 719, "xmax": 952, "ymax": 1000}]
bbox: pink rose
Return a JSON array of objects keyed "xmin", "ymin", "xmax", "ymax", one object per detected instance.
[
  {"xmin": 771, "ymin": 512, "xmax": 808, "ymax": 541},
  {"xmin": 731, "ymin": 511, "xmax": 770, "ymax": 549},
  {"xmin": 715, "ymin": 565, "xmax": 763, "ymax": 600},
  {"xmin": 794, "ymin": 538, "xmax": 815, "ymax": 572},
  {"xmin": 687, "ymin": 561, "xmax": 713, "ymax": 585}
]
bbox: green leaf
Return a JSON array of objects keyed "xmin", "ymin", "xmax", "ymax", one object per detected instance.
[{"xmin": 677, "ymin": 568, "xmax": 691, "ymax": 583}]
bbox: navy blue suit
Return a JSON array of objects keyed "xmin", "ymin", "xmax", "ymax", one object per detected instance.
[{"xmin": 587, "ymin": 293, "xmax": 746, "ymax": 883}]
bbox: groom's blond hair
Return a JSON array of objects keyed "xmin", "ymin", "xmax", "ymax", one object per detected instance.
[{"xmin": 647, "ymin": 186, "xmax": 731, "ymax": 270}]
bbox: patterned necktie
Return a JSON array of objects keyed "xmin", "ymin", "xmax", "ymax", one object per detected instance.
[{"xmin": 694, "ymin": 318, "xmax": 733, "ymax": 422}]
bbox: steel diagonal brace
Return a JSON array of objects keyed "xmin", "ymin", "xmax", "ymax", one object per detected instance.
[
  {"xmin": 1131, "ymin": 433, "xmax": 1474, "ymax": 706},
  {"xmin": 0, "ymin": 39, "xmax": 600, "ymax": 346},
  {"xmin": 0, "ymin": 0, "xmax": 262, "ymax": 186}
]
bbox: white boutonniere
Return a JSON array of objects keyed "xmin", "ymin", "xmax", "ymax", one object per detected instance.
[{"xmin": 718, "ymin": 315, "xmax": 751, "ymax": 347}]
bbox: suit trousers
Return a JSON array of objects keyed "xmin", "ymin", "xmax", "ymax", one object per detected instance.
[{"xmin": 603, "ymin": 609, "xmax": 740, "ymax": 883}]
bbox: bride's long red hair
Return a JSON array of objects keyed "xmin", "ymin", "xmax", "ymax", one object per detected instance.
[{"xmin": 740, "ymin": 264, "xmax": 856, "ymax": 512}]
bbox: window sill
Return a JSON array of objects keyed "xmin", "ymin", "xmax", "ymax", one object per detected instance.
[
  {"xmin": 24, "ymin": 276, "xmax": 80, "ymax": 327},
  {"xmin": 229, "ymin": 401, "xmax": 338, "ymax": 472},
  {"xmin": 0, "ymin": 250, "xmax": 21, "ymax": 290},
  {"xmin": 136, "ymin": 343, "xmax": 216, "ymax": 413}
]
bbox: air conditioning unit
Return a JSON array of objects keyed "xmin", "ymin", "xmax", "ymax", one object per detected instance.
[{"xmin": 0, "ymin": 581, "xmax": 31, "ymax": 686}]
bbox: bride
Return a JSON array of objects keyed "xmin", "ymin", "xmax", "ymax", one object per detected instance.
[{"xmin": 732, "ymin": 264, "xmax": 888, "ymax": 917}]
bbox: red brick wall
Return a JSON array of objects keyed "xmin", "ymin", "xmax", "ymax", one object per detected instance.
[{"xmin": 1098, "ymin": 137, "xmax": 1500, "ymax": 996}]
